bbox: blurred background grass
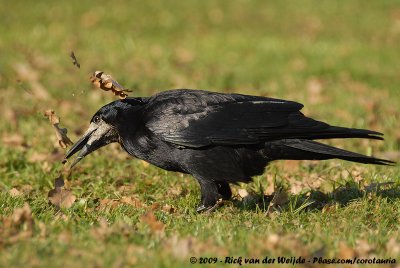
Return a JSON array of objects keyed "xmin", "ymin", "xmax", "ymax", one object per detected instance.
[{"xmin": 0, "ymin": 0, "xmax": 400, "ymax": 267}]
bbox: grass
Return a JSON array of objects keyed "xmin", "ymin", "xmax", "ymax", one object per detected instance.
[{"xmin": 1, "ymin": 0, "xmax": 400, "ymax": 267}]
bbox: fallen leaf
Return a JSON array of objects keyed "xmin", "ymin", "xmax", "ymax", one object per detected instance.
[
  {"xmin": 174, "ymin": 47, "xmax": 195, "ymax": 65},
  {"xmin": 20, "ymin": 185, "xmax": 34, "ymax": 195},
  {"xmin": 0, "ymin": 203, "xmax": 34, "ymax": 245},
  {"xmin": 48, "ymin": 176, "xmax": 76, "ymax": 209},
  {"xmin": 321, "ymin": 203, "xmax": 337, "ymax": 214},
  {"xmin": 307, "ymin": 77, "xmax": 327, "ymax": 104},
  {"xmin": 139, "ymin": 211, "xmax": 165, "ymax": 233},
  {"xmin": 120, "ymin": 196, "xmax": 144, "ymax": 208},
  {"xmin": 164, "ymin": 235, "xmax": 228, "ymax": 260},
  {"xmin": 266, "ymin": 188, "xmax": 289, "ymax": 215},
  {"xmin": 2, "ymin": 133, "xmax": 27, "ymax": 148},
  {"xmin": 386, "ymin": 237, "xmax": 400, "ymax": 256},
  {"xmin": 9, "ymin": 188, "xmax": 22, "ymax": 197},
  {"xmin": 28, "ymin": 152, "xmax": 49, "ymax": 163},
  {"xmin": 13, "ymin": 62, "xmax": 49, "ymax": 100},
  {"xmin": 150, "ymin": 202, "xmax": 161, "ymax": 211},
  {"xmin": 4, "ymin": 107, "xmax": 18, "ymax": 129},
  {"xmin": 167, "ymin": 186, "xmax": 186, "ymax": 198},
  {"xmin": 140, "ymin": 160, "xmax": 150, "ymax": 168},
  {"xmin": 338, "ymin": 242, "xmax": 356, "ymax": 259},
  {"xmin": 44, "ymin": 110, "xmax": 73, "ymax": 149},
  {"xmin": 264, "ymin": 174, "xmax": 275, "ymax": 195},
  {"xmin": 90, "ymin": 71, "xmax": 132, "ymax": 99},
  {"xmin": 355, "ymin": 239, "xmax": 374, "ymax": 257},
  {"xmin": 377, "ymin": 151, "xmax": 400, "ymax": 162},
  {"xmin": 237, "ymin": 188, "xmax": 249, "ymax": 198},
  {"xmin": 91, "ymin": 218, "xmax": 111, "ymax": 240},
  {"xmin": 28, "ymin": 149, "xmax": 65, "ymax": 163},
  {"xmin": 167, "ymin": 235, "xmax": 195, "ymax": 260},
  {"xmin": 162, "ymin": 204, "xmax": 175, "ymax": 214},
  {"xmin": 70, "ymin": 51, "xmax": 80, "ymax": 68},
  {"xmin": 97, "ymin": 198, "xmax": 120, "ymax": 210},
  {"xmin": 259, "ymin": 233, "xmax": 309, "ymax": 258},
  {"xmin": 271, "ymin": 188, "xmax": 289, "ymax": 206},
  {"xmin": 37, "ymin": 221, "xmax": 47, "ymax": 238},
  {"xmin": 57, "ymin": 231, "xmax": 72, "ymax": 244},
  {"xmin": 266, "ymin": 233, "xmax": 280, "ymax": 250},
  {"xmin": 364, "ymin": 182, "xmax": 394, "ymax": 193}
]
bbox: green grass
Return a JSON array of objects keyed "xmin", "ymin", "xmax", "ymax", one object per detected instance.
[{"xmin": 1, "ymin": 0, "xmax": 400, "ymax": 267}]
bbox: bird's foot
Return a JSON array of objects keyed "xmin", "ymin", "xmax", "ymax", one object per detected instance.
[{"xmin": 196, "ymin": 199, "xmax": 225, "ymax": 214}]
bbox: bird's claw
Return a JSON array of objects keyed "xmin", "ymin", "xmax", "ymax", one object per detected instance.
[{"xmin": 196, "ymin": 199, "xmax": 225, "ymax": 213}]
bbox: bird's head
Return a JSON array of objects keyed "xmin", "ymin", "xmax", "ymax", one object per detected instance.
[{"xmin": 65, "ymin": 98, "xmax": 145, "ymax": 167}]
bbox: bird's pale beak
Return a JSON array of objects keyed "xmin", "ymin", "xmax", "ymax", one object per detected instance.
[{"xmin": 65, "ymin": 122, "xmax": 114, "ymax": 168}]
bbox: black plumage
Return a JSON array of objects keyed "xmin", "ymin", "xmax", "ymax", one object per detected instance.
[{"xmin": 65, "ymin": 89, "xmax": 393, "ymax": 212}]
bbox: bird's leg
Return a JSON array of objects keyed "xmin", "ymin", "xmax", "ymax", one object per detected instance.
[
  {"xmin": 216, "ymin": 181, "xmax": 232, "ymax": 200},
  {"xmin": 196, "ymin": 179, "xmax": 221, "ymax": 213}
]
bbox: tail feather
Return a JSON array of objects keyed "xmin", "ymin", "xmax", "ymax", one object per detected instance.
[
  {"xmin": 266, "ymin": 139, "xmax": 394, "ymax": 165},
  {"xmin": 300, "ymin": 126, "xmax": 385, "ymax": 141}
]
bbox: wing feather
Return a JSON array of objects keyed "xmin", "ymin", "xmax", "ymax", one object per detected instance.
[{"xmin": 143, "ymin": 89, "xmax": 309, "ymax": 147}]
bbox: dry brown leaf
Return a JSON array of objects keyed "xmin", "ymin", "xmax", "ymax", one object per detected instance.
[
  {"xmin": 48, "ymin": 176, "xmax": 76, "ymax": 209},
  {"xmin": 174, "ymin": 47, "xmax": 195, "ymax": 65},
  {"xmin": 266, "ymin": 233, "xmax": 281, "ymax": 250},
  {"xmin": 338, "ymin": 242, "xmax": 356, "ymax": 259},
  {"xmin": 91, "ymin": 218, "xmax": 136, "ymax": 242},
  {"xmin": 120, "ymin": 196, "xmax": 144, "ymax": 208},
  {"xmin": 377, "ymin": 151, "xmax": 400, "ymax": 162},
  {"xmin": 355, "ymin": 239, "xmax": 374, "ymax": 257},
  {"xmin": 364, "ymin": 182, "xmax": 394, "ymax": 193},
  {"xmin": 162, "ymin": 204, "xmax": 176, "ymax": 214},
  {"xmin": 20, "ymin": 185, "xmax": 34, "ymax": 195},
  {"xmin": 282, "ymin": 160, "xmax": 301, "ymax": 172},
  {"xmin": 37, "ymin": 221, "xmax": 47, "ymax": 239},
  {"xmin": 28, "ymin": 149, "xmax": 65, "ymax": 163},
  {"xmin": 386, "ymin": 237, "xmax": 400, "ymax": 256},
  {"xmin": 27, "ymin": 152, "xmax": 49, "ymax": 162},
  {"xmin": 140, "ymin": 160, "xmax": 150, "ymax": 168},
  {"xmin": 271, "ymin": 188, "xmax": 289, "ymax": 206},
  {"xmin": 13, "ymin": 62, "xmax": 49, "ymax": 100},
  {"xmin": 97, "ymin": 198, "xmax": 120, "ymax": 210},
  {"xmin": 90, "ymin": 71, "xmax": 132, "ymax": 99},
  {"xmin": 70, "ymin": 51, "xmax": 80, "ymax": 68},
  {"xmin": 9, "ymin": 188, "xmax": 22, "ymax": 197},
  {"xmin": 321, "ymin": 203, "xmax": 337, "ymax": 214},
  {"xmin": 264, "ymin": 174, "xmax": 275, "ymax": 195},
  {"xmin": 0, "ymin": 203, "xmax": 34, "ymax": 245},
  {"xmin": 167, "ymin": 235, "xmax": 195, "ymax": 260},
  {"xmin": 150, "ymin": 202, "xmax": 161, "ymax": 211},
  {"xmin": 307, "ymin": 78, "xmax": 324, "ymax": 104},
  {"xmin": 91, "ymin": 218, "xmax": 111, "ymax": 240},
  {"xmin": 289, "ymin": 180, "xmax": 305, "ymax": 195},
  {"xmin": 4, "ymin": 108, "xmax": 18, "ymax": 129},
  {"xmin": 139, "ymin": 211, "xmax": 165, "ymax": 233},
  {"xmin": 150, "ymin": 203, "xmax": 175, "ymax": 214},
  {"xmin": 57, "ymin": 231, "xmax": 72, "ymax": 244},
  {"xmin": 237, "ymin": 188, "xmax": 249, "ymax": 198},
  {"xmin": 44, "ymin": 110, "xmax": 73, "ymax": 149},
  {"xmin": 2, "ymin": 133, "xmax": 27, "ymax": 148},
  {"xmin": 117, "ymin": 184, "xmax": 136, "ymax": 195},
  {"xmin": 266, "ymin": 188, "xmax": 289, "ymax": 215},
  {"xmin": 165, "ymin": 235, "xmax": 228, "ymax": 260},
  {"xmin": 258, "ymin": 233, "xmax": 309, "ymax": 257}
]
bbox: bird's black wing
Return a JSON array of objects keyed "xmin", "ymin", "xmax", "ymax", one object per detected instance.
[{"xmin": 143, "ymin": 89, "xmax": 382, "ymax": 148}]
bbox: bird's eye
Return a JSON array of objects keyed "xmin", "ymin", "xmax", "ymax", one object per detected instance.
[{"xmin": 93, "ymin": 116, "xmax": 101, "ymax": 124}]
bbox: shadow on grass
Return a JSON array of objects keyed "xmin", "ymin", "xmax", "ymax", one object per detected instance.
[{"xmin": 231, "ymin": 182, "xmax": 400, "ymax": 213}]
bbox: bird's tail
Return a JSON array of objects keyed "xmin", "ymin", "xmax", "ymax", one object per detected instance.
[{"xmin": 265, "ymin": 139, "xmax": 394, "ymax": 165}]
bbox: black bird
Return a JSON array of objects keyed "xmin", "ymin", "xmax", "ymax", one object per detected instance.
[{"xmin": 65, "ymin": 89, "xmax": 393, "ymax": 212}]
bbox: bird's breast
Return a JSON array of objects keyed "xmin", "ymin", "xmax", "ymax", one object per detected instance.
[{"xmin": 120, "ymin": 131, "xmax": 185, "ymax": 173}]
